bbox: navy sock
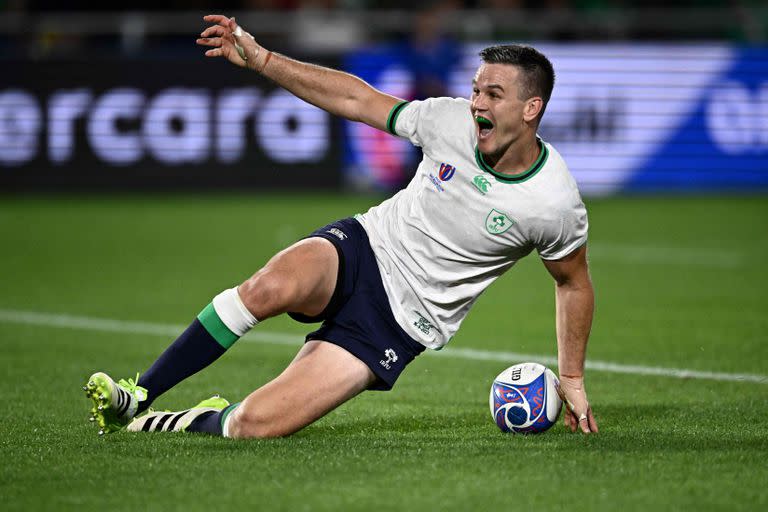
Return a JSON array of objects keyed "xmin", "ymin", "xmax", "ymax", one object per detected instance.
[
  {"xmin": 136, "ymin": 318, "xmax": 227, "ymax": 413},
  {"xmin": 186, "ymin": 403, "xmax": 240, "ymax": 436}
]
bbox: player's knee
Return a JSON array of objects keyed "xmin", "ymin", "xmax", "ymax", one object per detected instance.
[
  {"xmin": 238, "ymin": 270, "xmax": 298, "ymax": 320},
  {"xmin": 228, "ymin": 408, "xmax": 293, "ymax": 439}
]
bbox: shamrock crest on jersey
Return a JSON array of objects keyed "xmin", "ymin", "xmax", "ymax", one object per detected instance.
[{"xmin": 485, "ymin": 209, "xmax": 514, "ymax": 235}]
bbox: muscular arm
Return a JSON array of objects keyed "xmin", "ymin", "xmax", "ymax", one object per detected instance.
[
  {"xmin": 197, "ymin": 15, "xmax": 401, "ymax": 132},
  {"xmin": 261, "ymin": 54, "xmax": 401, "ymax": 130},
  {"xmin": 541, "ymin": 244, "xmax": 598, "ymax": 433},
  {"xmin": 543, "ymin": 244, "xmax": 594, "ymax": 378}
]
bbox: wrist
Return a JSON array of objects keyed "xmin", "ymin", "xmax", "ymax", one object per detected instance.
[{"xmin": 248, "ymin": 46, "xmax": 272, "ymax": 74}]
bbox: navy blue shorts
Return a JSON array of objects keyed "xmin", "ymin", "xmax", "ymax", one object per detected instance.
[{"xmin": 288, "ymin": 217, "xmax": 425, "ymax": 391}]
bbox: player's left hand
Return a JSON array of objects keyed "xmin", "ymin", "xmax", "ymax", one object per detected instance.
[{"xmin": 557, "ymin": 375, "xmax": 598, "ymax": 434}]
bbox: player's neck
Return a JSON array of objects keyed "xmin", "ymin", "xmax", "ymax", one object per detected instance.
[{"xmin": 483, "ymin": 134, "xmax": 541, "ymax": 177}]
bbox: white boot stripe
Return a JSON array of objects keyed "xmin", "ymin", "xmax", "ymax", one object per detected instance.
[
  {"xmin": 148, "ymin": 414, "xmax": 164, "ymax": 431},
  {"xmin": 116, "ymin": 389, "xmax": 132, "ymax": 417},
  {"xmin": 153, "ymin": 413, "xmax": 174, "ymax": 431},
  {"xmin": 127, "ymin": 408, "xmax": 221, "ymax": 433},
  {"xmin": 166, "ymin": 410, "xmax": 191, "ymax": 431}
]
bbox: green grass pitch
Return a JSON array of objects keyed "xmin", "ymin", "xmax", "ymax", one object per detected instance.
[{"xmin": 0, "ymin": 194, "xmax": 766, "ymax": 510}]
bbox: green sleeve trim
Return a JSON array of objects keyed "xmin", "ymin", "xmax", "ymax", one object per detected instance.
[
  {"xmin": 197, "ymin": 303, "xmax": 239, "ymax": 349},
  {"xmin": 386, "ymin": 101, "xmax": 410, "ymax": 136}
]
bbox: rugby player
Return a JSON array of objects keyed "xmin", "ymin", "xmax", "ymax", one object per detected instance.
[{"xmin": 83, "ymin": 14, "xmax": 598, "ymax": 437}]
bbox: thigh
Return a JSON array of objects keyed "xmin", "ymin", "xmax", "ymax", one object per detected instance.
[
  {"xmin": 227, "ymin": 340, "xmax": 376, "ymax": 438},
  {"xmin": 239, "ymin": 236, "xmax": 339, "ymax": 320}
]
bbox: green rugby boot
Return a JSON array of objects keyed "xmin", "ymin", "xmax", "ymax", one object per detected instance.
[
  {"xmin": 83, "ymin": 372, "xmax": 147, "ymax": 435},
  {"xmin": 126, "ymin": 395, "xmax": 229, "ymax": 433}
]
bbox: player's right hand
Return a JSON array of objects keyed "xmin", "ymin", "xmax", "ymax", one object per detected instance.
[
  {"xmin": 197, "ymin": 15, "xmax": 264, "ymax": 70},
  {"xmin": 557, "ymin": 375, "xmax": 598, "ymax": 434}
]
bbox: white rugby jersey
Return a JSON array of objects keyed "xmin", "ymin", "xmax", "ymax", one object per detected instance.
[{"xmin": 356, "ymin": 97, "xmax": 588, "ymax": 350}]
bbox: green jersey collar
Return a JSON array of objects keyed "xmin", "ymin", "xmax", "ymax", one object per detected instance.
[{"xmin": 474, "ymin": 138, "xmax": 549, "ymax": 184}]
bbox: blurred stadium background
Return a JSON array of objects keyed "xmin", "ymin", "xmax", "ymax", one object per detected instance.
[
  {"xmin": 1, "ymin": 0, "xmax": 766, "ymax": 193},
  {"xmin": 1, "ymin": 3, "xmax": 767, "ymax": 511}
]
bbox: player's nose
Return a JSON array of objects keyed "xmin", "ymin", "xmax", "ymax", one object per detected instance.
[{"xmin": 471, "ymin": 96, "xmax": 487, "ymax": 112}]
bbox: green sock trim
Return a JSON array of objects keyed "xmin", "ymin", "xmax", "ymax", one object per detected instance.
[
  {"xmin": 220, "ymin": 402, "xmax": 240, "ymax": 430},
  {"xmin": 197, "ymin": 303, "xmax": 239, "ymax": 349}
]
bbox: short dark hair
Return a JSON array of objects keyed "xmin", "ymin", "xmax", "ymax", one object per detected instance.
[{"xmin": 479, "ymin": 44, "xmax": 555, "ymax": 119}]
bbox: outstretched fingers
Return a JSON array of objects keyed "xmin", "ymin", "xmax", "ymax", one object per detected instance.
[
  {"xmin": 198, "ymin": 14, "xmax": 250, "ymax": 67},
  {"xmin": 200, "ymin": 24, "xmax": 227, "ymax": 39},
  {"xmin": 197, "ymin": 36, "xmax": 233, "ymax": 60},
  {"xmin": 196, "ymin": 37, "xmax": 220, "ymax": 47},
  {"xmin": 202, "ymin": 14, "xmax": 240, "ymax": 37},
  {"xmin": 203, "ymin": 14, "xmax": 233, "ymax": 28},
  {"xmin": 202, "ymin": 48, "xmax": 219, "ymax": 57},
  {"xmin": 198, "ymin": 16, "xmax": 228, "ymax": 52}
]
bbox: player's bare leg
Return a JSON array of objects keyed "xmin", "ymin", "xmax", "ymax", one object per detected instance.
[
  {"xmin": 238, "ymin": 237, "xmax": 339, "ymax": 321},
  {"xmin": 227, "ymin": 340, "xmax": 376, "ymax": 438},
  {"xmin": 86, "ymin": 236, "xmax": 341, "ymax": 434},
  {"xmin": 127, "ymin": 239, "xmax": 375, "ymax": 437}
]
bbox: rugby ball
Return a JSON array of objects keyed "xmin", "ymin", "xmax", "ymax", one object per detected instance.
[{"xmin": 489, "ymin": 362, "xmax": 562, "ymax": 434}]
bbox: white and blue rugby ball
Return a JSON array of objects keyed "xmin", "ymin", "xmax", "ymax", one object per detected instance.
[{"xmin": 489, "ymin": 362, "xmax": 563, "ymax": 434}]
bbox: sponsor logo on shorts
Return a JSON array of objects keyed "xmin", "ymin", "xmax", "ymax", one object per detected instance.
[
  {"xmin": 380, "ymin": 348, "xmax": 398, "ymax": 370},
  {"xmin": 326, "ymin": 228, "xmax": 348, "ymax": 240}
]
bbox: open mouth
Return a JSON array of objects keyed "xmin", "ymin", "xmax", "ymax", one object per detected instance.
[{"xmin": 475, "ymin": 115, "xmax": 494, "ymax": 139}]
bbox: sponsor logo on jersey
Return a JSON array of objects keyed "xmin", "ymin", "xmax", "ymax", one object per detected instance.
[
  {"xmin": 413, "ymin": 311, "xmax": 435, "ymax": 335},
  {"xmin": 438, "ymin": 163, "xmax": 456, "ymax": 181},
  {"xmin": 473, "ymin": 175, "xmax": 492, "ymax": 194},
  {"xmin": 428, "ymin": 173, "xmax": 445, "ymax": 192},
  {"xmin": 428, "ymin": 162, "xmax": 457, "ymax": 192},
  {"xmin": 379, "ymin": 348, "xmax": 398, "ymax": 370},
  {"xmin": 485, "ymin": 209, "xmax": 515, "ymax": 235}
]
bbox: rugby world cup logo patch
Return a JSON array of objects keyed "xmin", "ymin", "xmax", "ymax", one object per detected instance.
[
  {"xmin": 438, "ymin": 163, "xmax": 456, "ymax": 181},
  {"xmin": 429, "ymin": 162, "xmax": 457, "ymax": 192}
]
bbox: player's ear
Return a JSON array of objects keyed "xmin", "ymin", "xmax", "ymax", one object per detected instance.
[{"xmin": 523, "ymin": 97, "xmax": 543, "ymax": 123}]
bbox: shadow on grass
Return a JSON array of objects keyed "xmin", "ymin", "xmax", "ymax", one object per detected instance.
[
  {"xmin": 81, "ymin": 401, "xmax": 767, "ymax": 459},
  {"xmin": 297, "ymin": 402, "xmax": 768, "ymax": 453}
]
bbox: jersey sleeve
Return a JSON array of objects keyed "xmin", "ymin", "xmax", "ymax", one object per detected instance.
[
  {"xmin": 535, "ymin": 199, "xmax": 589, "ymax": 261},
  {"xmin": 386, "ymin": 97, "xmax": 469, "ymax": 149}
]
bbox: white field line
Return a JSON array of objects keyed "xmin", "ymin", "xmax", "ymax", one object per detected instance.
[{"xmin": 0, "ymin": 308, "xmax": 765, "ymax": 384}]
